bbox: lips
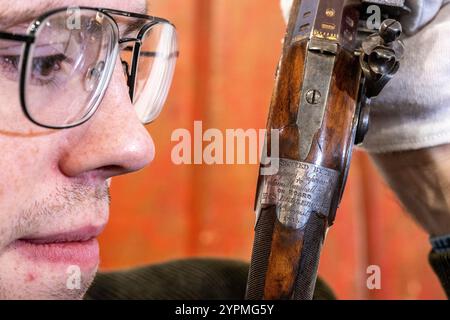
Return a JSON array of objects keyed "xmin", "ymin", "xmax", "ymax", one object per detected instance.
[
  {"xmin": 12, "ymin": 225, "xmax": 105, "ymax": 267},
  {"xmin": 20, "ymin": 225, "xmax": 104, "ymax": 244}
]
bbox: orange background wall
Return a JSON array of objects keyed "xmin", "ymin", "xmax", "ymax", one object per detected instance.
[{"xmin": 99, "ymin": 0, "xmax": 446, "ymax": 299}]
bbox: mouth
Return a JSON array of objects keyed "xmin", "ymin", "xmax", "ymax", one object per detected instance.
[{"xmin": 12, "ymin": 225, "xmax": 105, "ymax": 267}]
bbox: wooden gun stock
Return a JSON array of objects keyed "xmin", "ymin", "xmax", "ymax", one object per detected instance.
[
  {"xmin": 247, "ymin": 0, "xmax": 404, "ymax": 300},
  {"xmin": 245, "ymin": 0, "xmax": 402, "ymax": 300}
]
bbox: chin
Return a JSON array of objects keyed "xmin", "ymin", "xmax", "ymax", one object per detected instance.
[{"xmin": 0, "ymin": 239, "xmax": 100, "ymax": 300}]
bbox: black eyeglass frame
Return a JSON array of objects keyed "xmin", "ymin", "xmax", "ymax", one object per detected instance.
[{"xmin": 0, "ymin": 7, "xmax": 176, "ymax": 129}]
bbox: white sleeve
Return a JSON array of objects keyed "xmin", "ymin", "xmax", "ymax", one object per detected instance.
[
  {"xmin": 401, "ymin": 0, "xmax": 448, "ymax": 35},
  {"xmin": 279, "ymin": 0, "xmax": 450, "ymax": 153},
  {"xmin": 280, "ymin": 0, "xmax": 448, "ymax": 35},
  {"xmin": 363, "ymin": 3, "xmax": 450, "ymax": 153},
  {"xmin": 280, "ymin": 0, "xmax": 293, "ymax": 24}
]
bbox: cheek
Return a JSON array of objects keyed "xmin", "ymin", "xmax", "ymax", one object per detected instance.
[
  {"xmin": 0, "ymin": 78, "xmax": 35, "ymax": 133},
  {"xmin": 0, "ymin": 138, "xmax": 49, "ymax": 184},
  {"xmin": 0, "ymin": 136, "xmax": 60, "ymax": 237},
  {"xmin": 0, "ymin": 247, "xmax": 97, "ymax": 299}
]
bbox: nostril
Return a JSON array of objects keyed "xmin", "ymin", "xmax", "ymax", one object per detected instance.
[
  {"xmin": 58, "ymin": 57, "xmax": 156, "ymax": 180},
  {"xmin": 97, "ymin": 165, "xmax": 128, "ymax": 177}
]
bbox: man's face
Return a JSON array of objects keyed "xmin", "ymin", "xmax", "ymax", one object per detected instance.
[{"xmin": 0, "ymin": 0, "xmax": 154, "ymax": 299}]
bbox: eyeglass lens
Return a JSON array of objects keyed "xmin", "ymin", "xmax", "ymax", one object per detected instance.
[{"xmin": 20, "ymin": 9, "xmax": 178, "ymax": 128}]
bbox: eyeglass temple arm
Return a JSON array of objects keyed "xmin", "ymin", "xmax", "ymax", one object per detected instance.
[
  {"xmin": 0, "ymin": 31, "xmax": 34, "ymax": 43},
  {"xmin": 99, "ymin": 8, "xmax": 171, "ymax": 25}
]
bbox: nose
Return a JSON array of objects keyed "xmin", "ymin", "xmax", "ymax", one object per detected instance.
[{"xmin": 59, "ymin": 59, "xmax": 155, "ymax": 180}]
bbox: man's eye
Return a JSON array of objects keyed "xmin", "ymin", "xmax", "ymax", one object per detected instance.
[
  {"xmin": 0, "ymin": 55, "xmax": 21, "ymax": 81},
  {"xmin": 2, "ymin": 55, "xmax": 20, "ymax": 68},
  {"xmin": 0, "ymin": 54, "xmax": 68, "ymax": 86},
  {"xmin": 31, "ymin": 54, "xmax": 67, "ymax": 85}
]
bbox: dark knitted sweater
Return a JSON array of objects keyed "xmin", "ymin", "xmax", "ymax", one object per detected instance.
[
  {"xmin": 85, "ymin": 258, "xmax": 335, "ymax": 300},
  {"xmin": 85, "ymin": 251, "xmax": 450, "ymax": 300},
  {"xmin": 429, "ymin": 250, "xmax": 450, "ymax": 298}
]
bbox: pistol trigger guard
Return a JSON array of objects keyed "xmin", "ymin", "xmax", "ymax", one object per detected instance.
[{"xmin": 355, "ymin": 95, "xmax": 371, "ymax": 146}]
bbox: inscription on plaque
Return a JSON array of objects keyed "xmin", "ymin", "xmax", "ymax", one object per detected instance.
[{"xmin": 261, "ymin": 158, "xmax": 339, "ymax": 229}]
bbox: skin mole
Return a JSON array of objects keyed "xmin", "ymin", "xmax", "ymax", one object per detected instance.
[{"xmin": 25, "ymin": 272, "xmax": 36, "ymax": 282}]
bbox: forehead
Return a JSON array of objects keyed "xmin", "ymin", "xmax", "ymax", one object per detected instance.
[{"xmin": 0, "ymin": 0, "xmax": 147, "ymax": 24}]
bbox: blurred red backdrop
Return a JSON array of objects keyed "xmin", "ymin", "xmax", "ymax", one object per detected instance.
[{"xmin": 98, "ymin": 0, "xmax": 445, "ymax": 299}]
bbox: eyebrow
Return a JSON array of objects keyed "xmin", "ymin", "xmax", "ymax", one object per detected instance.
[
  {"xmin": 0, "ymin": 8, "xmax": 39, "ymax": 29},
  {"xmin": 0, "ymin": 0, "xmax": 69, "ymax": 29},
  {"xmin": 119, "ymin": 18, "xmax": 152, "ymax": 40}
]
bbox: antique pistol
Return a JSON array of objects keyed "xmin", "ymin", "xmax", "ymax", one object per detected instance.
[{"xmin": 246, "ymin": 0, "xmax": 405, "ymax": 300}]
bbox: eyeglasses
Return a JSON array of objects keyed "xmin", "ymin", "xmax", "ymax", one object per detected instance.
[{"xmin": 0, "ymin": 7, "xmax": 178, "ymax": 129}]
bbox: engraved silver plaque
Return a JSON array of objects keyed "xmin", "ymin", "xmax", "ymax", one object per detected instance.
[{"xmin": 260, "ymin": 158, "xmax": 339, "ymax": 230}]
